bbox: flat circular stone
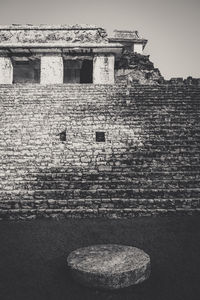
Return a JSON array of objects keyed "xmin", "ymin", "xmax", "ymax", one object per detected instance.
[{"xmin": 67, "ymin": 244, "xmax": 151, "ymax": 289}]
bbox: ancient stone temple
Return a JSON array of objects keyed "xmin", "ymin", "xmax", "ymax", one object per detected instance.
[
  {"xmin": 0, "ymin": 24, "xmax": 148, "ymax": 85},
  {"xmin": 0, "ymin": 25, "xmax": 199, "ymax": 220}
]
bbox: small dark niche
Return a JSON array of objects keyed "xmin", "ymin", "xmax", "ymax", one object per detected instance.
[
  {"xmin": 96, "ymin": 132, "xmax": 105, "ymax": 142},
  {"xmin": 59, "ymin": 131, "xmax": 66, "ymax": 142}
]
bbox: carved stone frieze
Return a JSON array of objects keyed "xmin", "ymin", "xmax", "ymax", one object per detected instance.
[{"xmin": 0, "ymin": 28, "xmax": 108, "ymax": 44}]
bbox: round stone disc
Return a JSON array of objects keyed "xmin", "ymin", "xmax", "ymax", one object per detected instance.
[{"xmin": 67, "ymin": 244, "xmax": 151, "ymax": 289}]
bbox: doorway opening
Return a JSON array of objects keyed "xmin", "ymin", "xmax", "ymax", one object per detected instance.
[
  {"xmin": 80, "ymin": 60, "xmax": 93, "ymax": 83},
  {"xmin": 63, "ymin": 59, "xmax": 93, "ymax": 84}
]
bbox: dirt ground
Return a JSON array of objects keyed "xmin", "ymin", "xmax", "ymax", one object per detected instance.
[{"xmin": 0, "ymin": 216, "xmax": 199, "ymax": 300}]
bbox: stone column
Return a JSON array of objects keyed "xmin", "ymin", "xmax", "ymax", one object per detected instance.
[
  {"xmin": 40, "ymin": 56, "xmax": 63, "ymax": 84},
  {"xmin": 0, "ymin": 57, "xmax": 13, "ymax": 84},
  {"xmin": 93, "ymin": 54, "xmax": 115, "ymax": 84}
]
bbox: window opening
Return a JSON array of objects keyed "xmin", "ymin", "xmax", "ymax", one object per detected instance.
[{"xmin": 96, "ymin": 132, "xmax": 105, "ymax": 142}]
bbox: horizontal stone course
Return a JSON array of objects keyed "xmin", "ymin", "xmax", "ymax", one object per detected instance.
[{"xmin": 0, "ymin": 84, "xmax": 199, "ymax": 219}]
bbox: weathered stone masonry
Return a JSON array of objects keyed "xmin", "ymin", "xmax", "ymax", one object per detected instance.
[
  {"xmin": 0, "ymin": 25, "xmax": 149, "ymax": 85},
  {"xmin": 0, "ymin": 25, "xmax": 124, "ymax": 85},
  {"xmin": 0, "ymin": 25, "xmax": 199, "ymax": 219},
  {"xmin": 0, "ymin": 84, "xmax": 199, "ymax": 219}
]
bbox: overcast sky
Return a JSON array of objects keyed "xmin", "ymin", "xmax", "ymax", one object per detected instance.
[{"xmin": 0, "ymin": 0, "xmax": 199, "ymax": 79}]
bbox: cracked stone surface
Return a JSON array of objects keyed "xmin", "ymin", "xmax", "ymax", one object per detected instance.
[{"xmin": 67, "ymin": 244, "xmax": 151, "ymax": 289}]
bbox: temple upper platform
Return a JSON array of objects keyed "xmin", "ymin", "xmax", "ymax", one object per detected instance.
[{"xmin": 0, "ymin": 24, "xmax": 148, "ymax": 84}]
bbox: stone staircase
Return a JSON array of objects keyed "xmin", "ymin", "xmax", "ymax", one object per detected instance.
[{"xmin": 0, "ymin": 84, "xmax": 199, "ymax": 219}]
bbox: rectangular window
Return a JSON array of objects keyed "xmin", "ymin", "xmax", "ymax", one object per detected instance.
[
  {"xmin": 96, "ymin": 132, "xmax": 105, "ymax": 142},
  {"xmin": 59, "ymin": 131, "xmax": 66, "ymax": 142}
]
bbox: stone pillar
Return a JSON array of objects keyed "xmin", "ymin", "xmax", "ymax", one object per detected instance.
[
  {"xmin": 93, "ymin": 54, "xmax": 115, "ymax": 84},
  {"xmin": 40, "ymin": 56, "xmax": 63, "ymax": 84},
  {"xmin": 0, "ymin": 57, "xmax": 13, "ymax": 84},
  {"xmin": 134, "ymin": 43, "xmax": 143, "ymax": 54}
]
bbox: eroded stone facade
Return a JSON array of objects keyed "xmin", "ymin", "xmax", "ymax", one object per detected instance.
[{"xmin": 0, "ymin": 25, "xmax": 148, "ymax": 85}]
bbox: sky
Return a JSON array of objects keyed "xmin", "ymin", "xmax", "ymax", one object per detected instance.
[{"xmin": 0, "ymin": 0, "xmax": 199, "ymax": 79}]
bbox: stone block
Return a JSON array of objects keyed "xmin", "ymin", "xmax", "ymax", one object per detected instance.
[
  {"xmin": 0, "ymin": 57, "xmax": 13, "ymax": 84},
  {"xmin": 40, "ymin": 56, "xmax": 63, "ymax": 84},
  {"xmin": 67, "ymin": 244, "xmax": 151, "ymax": 289},
  {"xmin": 93, "ymin": 54, "xmax": 114, "ymax": 84}
]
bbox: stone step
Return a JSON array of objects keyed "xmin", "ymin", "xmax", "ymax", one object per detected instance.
[
  {"xmin": 6, "ymin": 179, "xmax": 199, "ymax": 190},
  {"xmin": 0, "ymin": 198, "xmax": 199, "ymax": 210},
  {"xmin": 1, "ymin": 188, "xmax": 200, "ymax": 201},
  {"xmin": 0, "ymin": 84, "xmax": 199, "ymax": 218}
]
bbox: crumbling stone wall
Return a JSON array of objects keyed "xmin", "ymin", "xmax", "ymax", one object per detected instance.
[
  {"xmin": 0, "ymin": 84, "xmax": 199, "ymax": 219},
  {"xmin": 167, "ymin": 77, "xmax": 200, "ymax": 86},
  {"xmin": 115, "ymin": 52, "xmax": 164, "ymax": 85}
]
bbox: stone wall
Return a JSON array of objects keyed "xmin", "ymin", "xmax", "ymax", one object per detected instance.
[
  {"xmin": 93, "ymin": 54, "xmax": 115, "ymax": 84},
  {"xmin": 0, "ymin": 84, "xmax": 199, "ymax": 219},
  {"xmin": 40, "ymin": 56, "xmax": 63, "ymax": 84},
  {"xmin": 0, "ymin": 57, "xmax": 13, "ymax": 84},
  {"xmin": 115, "ymin": 52, "xmax": 163, "ymax": 85}
]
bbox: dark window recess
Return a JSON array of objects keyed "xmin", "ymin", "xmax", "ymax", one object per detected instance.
[
  {"xmin": 59, "ymin": 131, "xmax": 66, "ymax": 142},
  {"xmin": 13, "ymin": 59, "xmax": 40, "ymax": 83},
  {"xmin": 63, "ymin": 59, "xmax": 93, "ymax": 84},
  {"xmin": 80, "ymin": 60, "xmax": 93, "ymax": 83},
  {"xmin": 96, "ymin": 132, "xmax": 105, "ymax": 142}
]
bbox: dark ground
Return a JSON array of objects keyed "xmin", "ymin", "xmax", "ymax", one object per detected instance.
[{"xmin": 0, "ymin": 216, "xmax": 200, "ymax": 300}]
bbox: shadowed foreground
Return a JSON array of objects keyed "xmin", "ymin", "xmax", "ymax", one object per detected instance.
[{"xmin": 0, "ymin": 216, "xmax": 200, "ymax": 300}]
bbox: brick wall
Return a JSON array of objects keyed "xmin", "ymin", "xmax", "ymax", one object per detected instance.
[{"xmin": 0, "ymin": 84, "xmax": 199, "ymax": 219}]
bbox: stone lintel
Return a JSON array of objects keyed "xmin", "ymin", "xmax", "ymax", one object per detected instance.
[
  {"xmin": 62, "ymin": 55, "xmax": 93, "ymax": 60},
  {"xmin": 62, "ymin": 48, "xmax": 92, "ymax": 54},
  {"xmin": 0, "ymin": 44, "xmax": 122, "ymax": 57},
  {"xmin": 0, "ymin": 43, "xmax": 122, "ymax": 49},
  {"xmin": 12, "ymin": 56, "xmax": 30, "ymax": 62},
  {"xmin": 9, "ymin": 48, "xmax": 31, "ymax": 53},
  {"xmin": 93, "ymin": 47, "xmax": 122, "ymax": 55}
]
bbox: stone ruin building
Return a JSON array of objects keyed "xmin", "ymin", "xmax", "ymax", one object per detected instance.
[
  {"xmin": 0, "ymin": 24, "xmax": 163, "ymax": 85},
  {"xmin": 0, "ymin": 25, "xmax": 199, "ymax": 220}
]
